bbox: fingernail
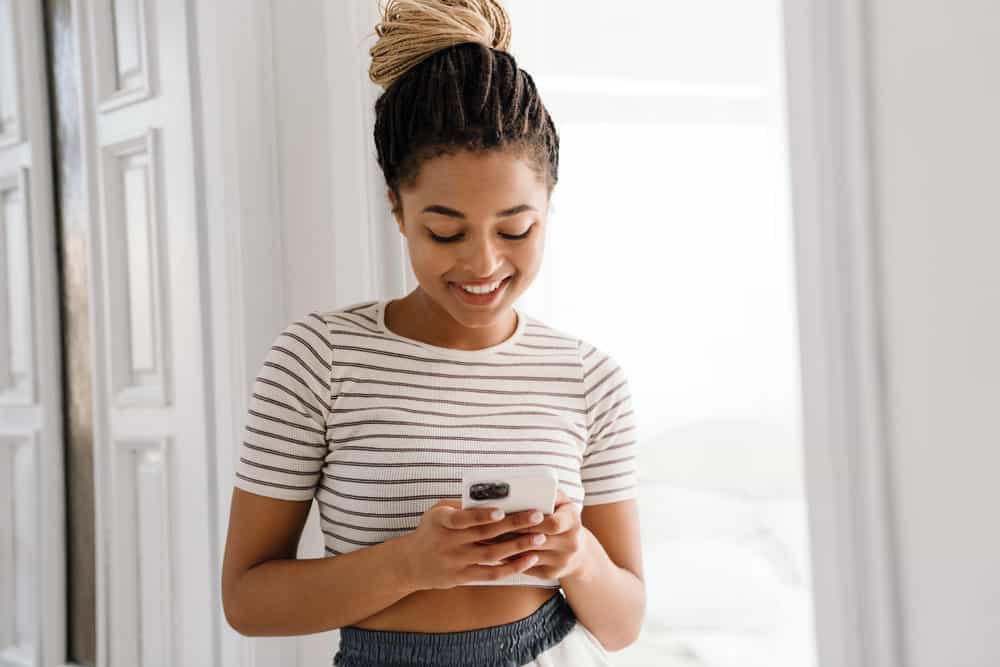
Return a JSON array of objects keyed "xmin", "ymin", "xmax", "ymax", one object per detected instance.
[
  {"xmin": 529, "ymin": 512, "xmax": 543, "ymax": 523},
  {"xmin": 491, "ymin": 509, "xmax": 505, "ymax": 520},
  {"xmin": 532, "ymin": 534, "xmax": 546, "ymax": 545}
]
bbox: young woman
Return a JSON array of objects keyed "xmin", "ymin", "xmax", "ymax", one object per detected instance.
[{"xmin": 221, "ymin": 1, "xmax": 645, "ymax": 664}]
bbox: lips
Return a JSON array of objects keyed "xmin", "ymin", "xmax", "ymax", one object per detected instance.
[
  {"xmin": 451, "ymin": 276, "xmax": 511, "ymax": 288},
  {"xmin": 449, "ymin": 275, "xmax": 512, "ymax": 305}
]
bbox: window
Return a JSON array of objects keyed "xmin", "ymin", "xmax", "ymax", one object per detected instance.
[{"xmin": 508, "ymin": 2, "xmax": 814, "ymax": 664}]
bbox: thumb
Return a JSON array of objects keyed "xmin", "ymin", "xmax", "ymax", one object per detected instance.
[
  {"xmin": 432, "ymin": 499, "xmax": 468, "ymax": 529},
  {"xmin": 433, "ymin": 499, "xmax": 463, "ymax": 519}
]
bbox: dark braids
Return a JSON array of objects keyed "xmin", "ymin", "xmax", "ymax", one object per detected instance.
[{"xmin": 368, "ymin": 1, "xmax": 559, "ymax": 218}]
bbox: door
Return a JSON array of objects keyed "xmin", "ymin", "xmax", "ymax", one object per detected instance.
[{"xmin": 1, "ymin": 1, "xmax": 219, "ymax": 665}]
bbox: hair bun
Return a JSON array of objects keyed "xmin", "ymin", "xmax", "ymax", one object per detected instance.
[{"xmin": 369, "ymin": 0, "xmax": 512, "ymax": 90}]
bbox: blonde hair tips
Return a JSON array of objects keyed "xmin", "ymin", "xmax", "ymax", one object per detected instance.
[{"xmin": 369, "ymin": 0, "xmax": 513, "ymax": 90}]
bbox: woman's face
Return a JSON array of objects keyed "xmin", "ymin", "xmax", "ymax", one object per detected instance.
[{"xmin": 389, "ymin": 149, "xmax": 549, "ymax": 337}]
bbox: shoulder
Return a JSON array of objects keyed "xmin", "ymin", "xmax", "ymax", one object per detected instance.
[
  {"xmin": 262, "ymin": 312, "xmax": 335, "ymax": 382},
  {"xmin": 518, "ymin": 311, "xmax": 628, "ymax": 376},
  {"xmin": 573, "ymin": 335, "xmax": 632, "ymax": 407},
  {"xmin": 576, "ymin": 335, "xmax": 627, "ymax": 380},
  {"xmin": 516, "ymin": 310, "xmax": 586, "ymax": 357},
  {"xmin": 314, "ymin": 299, "xmax": 381, "ymax": 335}
]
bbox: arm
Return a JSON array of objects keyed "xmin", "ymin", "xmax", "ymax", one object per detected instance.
[
  {"xmin": 226, "ymin": 313, "xmax": 416, "ymax": 635},
  {"xmin": 563, "ymin": 343, "xmax": 645, "ymax": 650},
  {"xmin": 559, "ymin": 499, "xmax": 646, "ymax": 652},
  {"xmin": 221, "ymin": 487, "xmax": 419, "ymax": 636}
]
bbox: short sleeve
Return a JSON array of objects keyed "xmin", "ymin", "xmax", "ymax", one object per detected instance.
[
  {"xmin": 233, "ymin": 313, "xmax": 333, "ymax": 501},
  {"xmin": 579, "ymin": 341, "xmax": 640, "ymax": 505}
]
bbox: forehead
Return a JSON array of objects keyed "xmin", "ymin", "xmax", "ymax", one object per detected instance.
[{"xmin": 405, "ymin": 149, "xmax": 547, "ymax": 206}]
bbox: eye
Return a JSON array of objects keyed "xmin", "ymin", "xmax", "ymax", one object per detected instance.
[{"xmin": 429, "ymin": 228, "xmax": 533, "ymax": 243}]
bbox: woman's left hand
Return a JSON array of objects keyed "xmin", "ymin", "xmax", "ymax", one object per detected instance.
[{"xmin": 501, "ymin": 488, "xmax": 589, "ymax": 581}]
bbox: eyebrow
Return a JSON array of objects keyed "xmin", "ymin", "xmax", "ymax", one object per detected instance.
[{"xmin": 421, "ymin": 204, "xmax": 537, "ymax": 219}]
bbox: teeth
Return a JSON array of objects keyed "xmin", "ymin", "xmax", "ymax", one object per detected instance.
[{"xmin": 460, "ymin": 279, "xmax": 504, "ymax": 294}]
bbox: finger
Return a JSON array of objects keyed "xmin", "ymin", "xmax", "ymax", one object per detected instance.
[
  {"xmin": 512, "ymin": 495, "xmax": 566, "ymax": 534},
  {"xmin": 481, "ymin": 531, "xmax": 548, "ymax": 564},
  {"xmin": 498, "ymin": 547, "xmax": 548, "ymax": 567},
  {"xmin": 476, "ymin": 531, "xmax": 522, "ymax": 545},
  {"xmin": 515, "ymin": 490, "xmax": 567, "ymax": 536},
  {"xmin": 461, "ymin": 552, "xmax": 539, "ymax": 583},
  {"xmin": 555, "ymin": 501, "xmax": 583, "ymax": 533},
  {"xmin": 536, "ymin": 501, "xmax": 582, "ymax": 535},
  {"xmin": 548, "ymin": 504, "xmax": 577, "ymax": 533},
  {"xmin": 459, "ymin": 508, "xmax": 544, "ymax": 544},
  {"xmin": 440, "ymin": 505, "xmax": 506, "ymax": 530}
]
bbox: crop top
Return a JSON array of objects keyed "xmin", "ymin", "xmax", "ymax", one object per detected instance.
[{"xmin": 232, "ymin": 298, "xmax": 639, "ymax": 588}]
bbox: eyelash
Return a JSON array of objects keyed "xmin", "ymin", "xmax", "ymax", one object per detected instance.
[{"xmin": 430, "ymin": 228, "xmax": 533, "ymax": 243}]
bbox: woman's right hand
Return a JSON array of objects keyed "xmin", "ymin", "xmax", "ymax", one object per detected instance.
[{"xmin": 401, "ymin": 499, "xmax": 548, "ymax": 590}]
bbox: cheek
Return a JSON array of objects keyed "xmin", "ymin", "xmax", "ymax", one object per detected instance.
[
  {"xmin": 516, "ymin": 238, "xmax": 544, "ymax": 272},
  {"xmin": 409, "ymin": 244, "xmax": 458, "ymax": 284},
  {"xmin": 409, "ymin": 241, "xmax": 446, "ymax": 268}
]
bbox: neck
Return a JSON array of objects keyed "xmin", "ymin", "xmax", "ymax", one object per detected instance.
[{"xmin": 389, "ymin": 289, "xmax": 517, "ymax": 350}]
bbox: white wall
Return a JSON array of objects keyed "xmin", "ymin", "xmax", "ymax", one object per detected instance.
[
  {"xmin": 868, "ymin": 1, "xmax": 1000, "ymax": 665},
  {"xmin": 200, "ymin": 3, "xmax": 402, "ymax": 665},
  {"xmin": 270, "ymin": 0, "xmax": 337, "ymax": 316}
]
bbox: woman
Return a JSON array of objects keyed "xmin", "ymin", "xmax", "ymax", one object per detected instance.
[{"xmin": 221, "ymin": 1, "xmax": 645, "ymax": 664}]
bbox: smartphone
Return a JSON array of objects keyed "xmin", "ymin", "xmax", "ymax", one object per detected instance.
[
  {"xmin": 461, "ymin": 468, "xmax": 559, "ymax": 552},
  {"xmin": 461, "ymin": 467, "xmax": 559, "ymax": 515}
]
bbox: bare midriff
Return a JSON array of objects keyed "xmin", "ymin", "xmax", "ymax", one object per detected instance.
[{"xmin": 350, "ymin": 585, "xmax": 560, "ymax": 632}]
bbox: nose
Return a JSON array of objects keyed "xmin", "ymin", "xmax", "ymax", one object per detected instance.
[{"xmin": 458, "ymin": 231, "xmax": 505, "ymax": 278}]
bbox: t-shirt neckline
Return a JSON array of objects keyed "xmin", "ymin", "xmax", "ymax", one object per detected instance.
[{"xmin": 375, "ymin": 298, "xmax": 527, "ymax": 360}]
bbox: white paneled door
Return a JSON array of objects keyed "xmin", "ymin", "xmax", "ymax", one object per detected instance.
[{"xmin": 1, "ymin": 2, "xmax": 218, "ymax": 666}]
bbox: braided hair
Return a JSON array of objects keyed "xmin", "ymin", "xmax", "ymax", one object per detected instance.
[{"xmin": 368, "ymin": 0, "xmax": 559, "ymax": 220}]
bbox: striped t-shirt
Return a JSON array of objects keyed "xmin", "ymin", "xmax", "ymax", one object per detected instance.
[{"xmin": 233, "ymin": 298, "xmax": 639, "ymax": 588}]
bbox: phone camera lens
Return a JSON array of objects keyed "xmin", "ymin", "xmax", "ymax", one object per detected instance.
[{"xmin": 470, "ymin": 481, "xmax": 510, "ymax": 501}]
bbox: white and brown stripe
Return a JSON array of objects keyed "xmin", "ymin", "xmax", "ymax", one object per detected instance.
[{"xmin": 233, "ymin": 299, "xmax": 639, "ymax": 588}]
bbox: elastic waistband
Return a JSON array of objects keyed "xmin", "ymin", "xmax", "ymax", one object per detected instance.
[{"xmin": 334, "ymin": 591, "xmax": 577, "ymax": 667}]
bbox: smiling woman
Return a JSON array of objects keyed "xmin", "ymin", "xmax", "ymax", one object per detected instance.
[
  {"xmin": 221, "ymin": 1, "xmax": 645, "ymax": 664},
  {"xmin": 386, "ymin": 149, "xmax": 548, "ymax": 349}
]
